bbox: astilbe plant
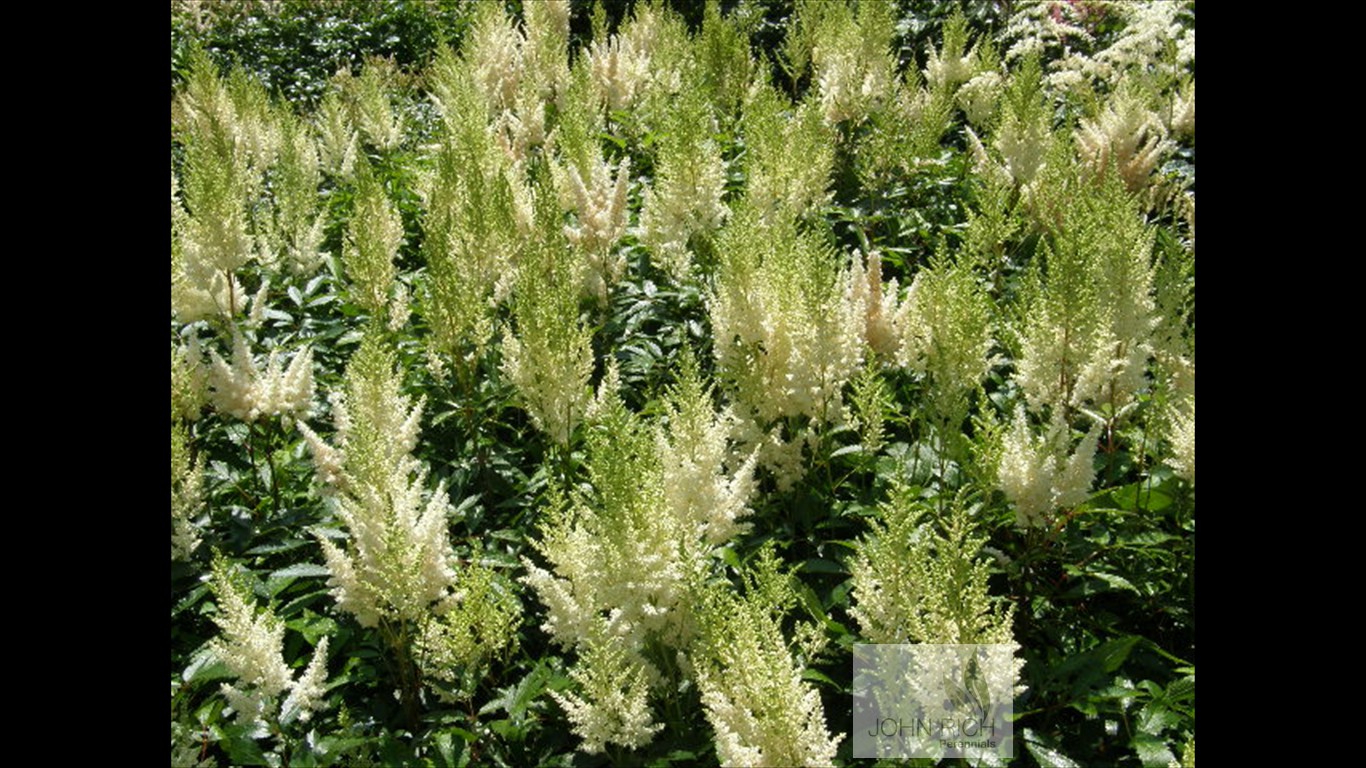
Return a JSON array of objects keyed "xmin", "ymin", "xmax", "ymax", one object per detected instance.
[
  {"xmin": 740, "ymin": 78, "xmax": 834, "ymax": 224},
  {"xmin": 171, "ymin": 337, "xmax": 206, "ymax": 561},
  {"xmin": 205, "ymin": 332, "xmax": 314, "ymax": 425},
  {"xmin": 552, "ymin": 151, "xmax": 632, "ymax": 304},
  {"xmin": 523, "ymin": 387, "xmax": 674, "ymax": 752},
  {"xmin": 171, "ymin": 422, "xmax": 204, "ymax": 561},
  {"xmin": 300, "ymin": 334, "xmax": 518, "ymax": 723},
  {"xmin": 894, "ymin": 251, "xmax": 996, "ymax": 446},
  {"xmin": 332, "ymin": 57, "xmax": 403, "ymax": 152},
  {"xmin": 967, "ymin": 54, "xmax": 1053, "ymax": 191},
  {"xmin": 846, "ymin": 249, "xmax": 905, "ymax": 360},
  {"xmin": 208, "ymin": 555, "xmax": 331, "ymax": 732},
  {"xmin": 420, "ymin": 48, "xmax": 528, "ymax": 376},
  {"xmin": 314, "ymin": 86, "xmax": 358, "ymax": 179},
  {"xmin": 173, "ymin": 52, "xmax": 270, "ymax": 323},
  {"xmin": 500, "ymin": 181, "xmax": 595, "ymax": 447},
  {"xmin": 782, "ymin": 0, "xmax": 894, "ymax": 128},
  {"xmin": 1076, "ymin": 78, "xmax": 1174, "ymax": 197},
  {"xmin": 523, "ymin": 359, "xmax": 757, "ymax": 754},
  {"xmin": 996, "ymin": 405, "xmax": 1102, "ymax": 528},
  {"xmin": 849, "ymin": 489, "xmax": 1025, "ymax": 763},
  {"xmin": 710, "ymin": 208, "xmax": 865, "ymax": 488},
  {"xmin": 261, "ymin": 107, "xmax": 327, "ymax": 274},
  {"xmin": 851, "ymin": 487, "xmax": 1019, "ymax": 645},
  {"xmin": 691, "ymin": 546, "xmax": 842, "ymax": 767},
  {"xmin": 1014, "ymin": 162, "xmax": 1157, "ymax": 417},
  {"xmin": 342, "ymin": 155, "xmax": 404, "ymax": 324},
  {"xmin": 1165, "ymin": 394, "xmax": 1195, "ymax": 484},
  {"xmin": 301, "ymin": 334, "xmax": 448, "ymax": 629},
  {"xmin": 639, "ymin": 84, "xmax": 729, "ymax": 280},
  {"xmin": 586, "ymin": 21, "xmax": 651, "ymax": 112}
]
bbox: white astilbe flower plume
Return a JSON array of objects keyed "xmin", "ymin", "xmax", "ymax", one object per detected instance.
[
  {"xmin": 554, "ymin": 154, "xmax": 632, "ymax": 302},
  {"xmin": 171, "ymin": 424, "xmax": 204, "ymax": 560},
  {"xmin": 710, "ymin": 211, "xmax": 864, "ymax": 487},
  {"xmin": 656, "ymin": 353, "xmax": 759, "ymax": 547},
  {"xmin": 1167, "ymin": 395, "xmax": 1195, "ymax": 484},
  {"xmin": 209, "ymin": 558, "xmax": 331, "ymax": 728},
  {"xmin": 549, "ymin": 628, "xmax": 663, "ymax": 754},
  {"xmin": 1076, "ymin": 83, "xmax": 1173, "ymax": 194},
  {"xmin": 206, "ymin": 333, "xmax": 315, "ymax": 423},
  {"xmin": 998, "ymin": 407, "xmax": 1102, "ymax": 528},
  {"xmin": 281, "ymin": 637, "xmax": 331, "ymax": 725},
  {"xmin": 692, "ymin": 548, "xmax": 842, "ymax": 767},
  {"xmin": 304, "ymin": 335, "xmax": 456, "ymax": 629},
  {"xmin": 522, "ymin": 363, "xmax": 757, "ymax": 755},
  {"xmin": 587, "ymin": 33, "xmax": 650, "ymax": 111},
  {"xmin": 638, "ymin": 88, "xmax": 728, "ymax": 279},
  {"xmin": 840, "ymin": 249, "xmax": 904, "ymax": 360}
]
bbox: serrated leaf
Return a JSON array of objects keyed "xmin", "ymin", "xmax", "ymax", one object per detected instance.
[
  {"xmin": 270, "ymin": 563, "xmax": 332, "ymax": 580},
  {"xmin": 1131, "ymin": 732, "xmax": 1176, "ymax": 767},
  {"xmin": 1023, "ymin": 728, "xmax": 1080, "ymax": 767},
  {"xmin": 183, "ymin": 647, "xmax": 233, "ymax": 684},
  {"xmin": 801, "ymin": 668, "xmax": 839, "ymax": 688},
  {"xmin": 221, "ymin": 724, "xmax": 273, "ymax": 766}
]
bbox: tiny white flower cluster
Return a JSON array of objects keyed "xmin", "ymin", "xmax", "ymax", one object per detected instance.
[
  {"xmin": 548, "ymin": 628, "xmax": 663, "ymax": 754},
  {"xmin": 301, "ymin": 338, "xmax": 456, "ymax": 630},
  {"xmin": 205, "ymin": 334, "xmax": 314, "ymax": 423},
  {"xmin": 172, "ymin": 58, "xmax": 284, "ymax": 324},
  {"xmin": 1167, "ymin": 395, "xmax": 1195, "ymax": 484},
  {"xmin": 893, "ymin": 261, "xmax": 995, "ymax": 420},
  {"xmin": 587, "ymin": 33, "xmax": 651, "ymax": 112},
  {"xmin": 742, "ymin": 88, "xmax": 835, "ymax": 224},
  {"xmin": 523, "ymin": 370, "xmax": 757, "ymax": 754},
  {"xmin": 499, "ymin": 321, "xmax": 594, "ymax": 447},
  {"xmin": 995, "ymin": 109, "xmax": 1051, "ymax": 186},
  {"xmin": 555, "ymin": 155, "xmax": 632, "ymax": 302},
  {"xmin": 847, "ymin": 250, "xmax": 905, "ymax": 359},
  {"xmin": 1003, "ymin": 1, "xmax": 1193, "ymax": 96},
  {"xmin": 639, "ymin": 139, "xmax": 728, "ymax": 280},
  {"xmin": 691, "ymin": 553, "xmax": 842, "ymax": 767},
  {"xmin": 171, "ymin": 424, "xmax": 204, "ymax": 561},
  {"xmin": 957, "ymin": 70, "xmax": 1003, "ymax": 127},
  {"xmin": 315, "ymin": 90, "xmax": 359, "ymax": 178},
  {"xmin": 697, "ymin": 661, "xmax": 841, "ymax": 767},
  {"xmin": 1169, "ymin": 80, "xmax": 1195, "ymax": 139},
  {"xmin": 210, "ymin": 560, "xmax": 330, "ymax": 728},
  {"xmin": 998, "ymin": 407, "xmax": 1101, "ymax": 528},
  {"xmin": 1076, "ymin": 85, "xmax": 1173, "ymax": 194},
  {"xmin": 461, "ymin": 2, "xmax": 567, "ymax": 166},
  {"xmin": 815, "ymin": 46, "xmax": 894, "ymax": 125},
  {"xmin": 657, "ymin": 368, "xmax": 760, "ymax": 548},
  {"xmin": 1092, "ymin": 2, "xmax": 1193, "ymax": 84},
  {"xmin": 710, "ymin": 216, "xmax": 866, "ymax": 486},
  {"xmin": 924, "ymin": 40, "xmax": 976, "ymax": 93}
]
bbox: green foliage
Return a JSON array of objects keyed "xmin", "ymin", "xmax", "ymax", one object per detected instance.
[
  {"xmin": 171, "ymin": 0, "xmax": 476, "ymax": 107},
  {"xmin": 851, "ymin": 487, "xmax": 1014, "ymax": 645},
  {"xmin": 172, "ymin": 4, "xmax": 1194, "ymax": 765}
]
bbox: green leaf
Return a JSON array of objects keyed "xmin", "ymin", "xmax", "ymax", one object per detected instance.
[
  {"xmin": 1050, "ymin": 635, "xmax": 1140, "ymax": 698},
  {"xmin": 801, "ymin": 668, "xmax": 840, "ymax": 688},
  {"xmin": 1022, "ymin": 728, "xmax": 1081, "ymax": 768},
  {"xmin": 831, "ymin": 443, "xmax": 866, "ymax": 458},
  {"xmin": 184, "ymin": 647, "xmax": 233, "ymax": 684},
  {"xmin": 799, "ymin": 558, "xmax": 846, "ymax": 574},
  {"xmin": 482, "ymin": 662, "xmax": 551, "ymax": 720},
  {"xmin": 220, "ymin": 724, "xmax": 272, "ymax": 766},
  {"xmin": 1131, "ymin": 732, "xmax": 1177, "ymax": 767},
  {"xmin": 269, "ymin": 563, "xmax": 332, "ymax": 580},
  {"xmin": 716, "ymin": 547, "xmax": 742, "ymax": 570}
]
